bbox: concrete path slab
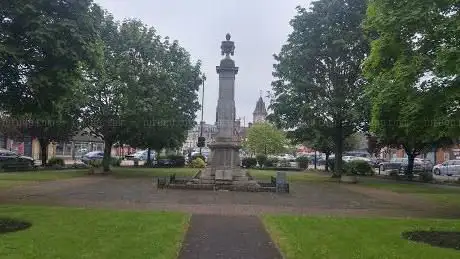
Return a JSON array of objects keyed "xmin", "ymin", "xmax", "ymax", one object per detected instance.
[{"xmin": 178, "ymin": 214, "xmax": 282, "ymax": 259}]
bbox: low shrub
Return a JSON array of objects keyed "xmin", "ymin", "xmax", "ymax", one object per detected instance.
[
  {"xmin": 110, "ymin": 157, "xmax": 122, "ymax": 167},
  {"xmin": 190, "ymin": 157, "xmax": 205, "ymax": 168},
  {"xmin": 264, "ymin": 157, "xmax": 279, "ymax": 167},
  {"xmin": 242, "ymin": 157, "xmax": 258, "ymax": 168},
  {"xmin": 47, "ymin": 157, "xmax": 65, "ymax": 167},
  {"xmin": 167, "ymin": 154, "xmax": 186, "ymax": 167},
  {"xmin": 191, "ymin": 154, "xmax": 206, "ymax": 163},
  {"xmin": 256, "ymin": 154, "xmax": 267, "ymax": 167},
  {"xmin": 419, "ymin": 171, "xmax": 434, "ymax": 182},
  {"xmin": 296, "ymin": 156, "xmax": 309, "ymax": 169},
  {"xmin": 346, "ymin": 160, "xmax": 374, "ymax": 176},
  {"xmin": 88, "ymin": 160, "xmax": 102, "ymax": 168},
  {"xmin": 87, "ymin": 160, "xmax": 103, "ymax": 175}
]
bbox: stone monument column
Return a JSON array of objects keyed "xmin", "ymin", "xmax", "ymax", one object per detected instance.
[{"xmin": 198, "ymin": 33, "xmax": 248, "ymax": 183}]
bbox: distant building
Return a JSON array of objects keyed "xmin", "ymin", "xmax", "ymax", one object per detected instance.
[
  {"xmin": 252, "ymin": 95, "xmax": 268, "ymax": 123},
  {"xmin": 182, "ymin": 123, "xmax": 218, "ymax": 152}
]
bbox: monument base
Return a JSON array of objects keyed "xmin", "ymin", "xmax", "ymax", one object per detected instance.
[{"xmin": 193, "ymin": 167, "xmax": 259, "ymax": 186}]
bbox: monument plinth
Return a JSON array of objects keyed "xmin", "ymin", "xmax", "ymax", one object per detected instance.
[{"xmin": 196, "ymin": 34, "xmax": 256, "ymax": 186}]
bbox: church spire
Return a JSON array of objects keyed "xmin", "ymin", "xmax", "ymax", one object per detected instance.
[{"xmin": 253, "ymin": 93, "xmax": 268, "ymax": 123}]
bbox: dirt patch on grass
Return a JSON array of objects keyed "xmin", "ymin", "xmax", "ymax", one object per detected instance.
[{"xmin": 402, "ymin": 231, "xmax": 460, "ymax": 250}]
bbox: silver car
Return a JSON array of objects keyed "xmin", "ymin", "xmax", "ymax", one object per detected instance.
[{"xmin": 432, "ymin": 160, "xmax": 460, "ymax": 176}]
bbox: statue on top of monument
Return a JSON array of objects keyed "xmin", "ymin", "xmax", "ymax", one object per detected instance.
[{"xmin": 221, "ymin": 33, "xmax": 235, "ymax": 57}]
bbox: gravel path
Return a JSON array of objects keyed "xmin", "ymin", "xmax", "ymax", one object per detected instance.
[
  {"xmin": 178, "ymin": 215, "xmax": 282, "ymax": 259},
  {"xmin": 0, "ymin": 176, "xmax": 455, "ymax": 218}
]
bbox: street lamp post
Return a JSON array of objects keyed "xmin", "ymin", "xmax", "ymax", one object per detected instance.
[{"xmin": 199, "ymin": 74, "xmax": 206, "ymax": 155}]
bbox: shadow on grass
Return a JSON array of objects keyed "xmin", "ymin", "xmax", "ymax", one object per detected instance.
[
  {"xmin": 402, "ymin": 231, "xmax": 460, "ymax": 250},
  {"xmin": 0, "ymin": 218, "xmax": 31, "ymax": 234}
]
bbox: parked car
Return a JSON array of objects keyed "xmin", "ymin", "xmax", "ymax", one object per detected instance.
[
  {"xmin": 371, "ymin": 158, "xmax": 387, "ymax": 168},
  {"xmin": 432, "ymin": 159, "xmax": 460, "ymax": 176},
  {"xmin": 342, "ymin": 156, "xmax": 355, "ymax": 163},
  {"xmin": 125, "ymin": 149, "xmax": 156, "ymax": 161},
  {"xmin": 379, "ymin": 157, "xmax": 424, "ymax": 172},
  {"xmin": 420, "ymin": 159, "xmax": 434, "ymax": 172},
  {"xmin": 81, "ymin": 151, "xmax": 104, "ymax": 165},
  {"xmin": 0, "ymin": 148, "xmax": 35, "ymax": 170}
]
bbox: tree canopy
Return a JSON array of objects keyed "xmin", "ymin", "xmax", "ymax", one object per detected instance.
[
  {"xmin": 363, "ymin": 0, "xmax": 459, "ymax": 175},
  {"xmin": 0, "ymin": 0, "xmax": 103, "ymax": 165},
  {"xmin": 244, "ymin": 122, "xmax": 287, "ymax": 156},
  {"xmin": 0, "ymin": 1, "xmax": 202, "ymax": 169},
  {"xmin": 270, "ymin": 0, "xmax": 369, "ymax": 175}
]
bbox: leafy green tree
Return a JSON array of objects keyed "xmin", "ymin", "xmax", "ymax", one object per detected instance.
[
  {"xmin": 270, "ymin": 0, "xmax": 369, "ymax": 176},
  {"xmin": 125, "ymin": 38, "xmax": 202, "ymax": 166},
  {"xmin": 82, "ymin": 16, "xmax": 201, "ymax": 172},
  {"xmin": 80, "ymin": 14, "xmax": 126, "ymax": 172},
  {"xmin": 363, "ymin": 0, "xmax": 459, "ymax": 177},
  {"xmin": 0, "ymin": 0, "xmax": 103, "ymax": 165},
  {"xmin": 244, "ymin": 122, "xmax": 287, "ymax": 156}
]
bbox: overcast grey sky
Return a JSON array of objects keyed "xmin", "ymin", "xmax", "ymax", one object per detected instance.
[{"xmin": 95, "ymin": 0, "xmax": 309, "ymax": 126}]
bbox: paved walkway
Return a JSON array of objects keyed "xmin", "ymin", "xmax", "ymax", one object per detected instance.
[
  {"xmin": 1, "ymin": 177, "xmax": 457, "ymax": 218},
  {"xmin": 178, "ymin": 214, "xmax": 282, "ymax": 259}
]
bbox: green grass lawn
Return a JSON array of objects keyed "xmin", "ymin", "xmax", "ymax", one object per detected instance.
[
  {"xmin": 361, "ymin": 181, "xmax": 460, "ymax": 208},
  {"xmin": 0, "ymin": 205, "xmax": 188, "ymax": 259},
  {"xmin": 264, "ymin": 215, "xmax": 460, "ymax": 259},
  {"xmin": 249, "ymin": 169, "xmax": 332, "ymax": 182},
  {"xmin": 0, "ymin": 170, "xmax": 87, "ymax": 190}
]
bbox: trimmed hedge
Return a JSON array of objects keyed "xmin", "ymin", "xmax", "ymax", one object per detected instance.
[
  {"xmin": 47, "ymin": 157, "xmax": 65, "ymax": 167},
  {"xmin": 167, "ymin": 154, "xmax": 186, "ymax": 167},
  {"xmin": 242, "ymin": 157, "xmax": 257, "ymax": 168},
  {"xmin": 264, "ymin": 157, "xmax": 279, "ymax": 167},
  {"xmin": 256, "ymin": 154, "xmax": 267, "ymax": 167}
]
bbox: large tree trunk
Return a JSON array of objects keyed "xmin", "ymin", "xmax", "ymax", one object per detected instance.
[
  {"xmin": 325, "ymin": 152, "xmax": 330, "ymax": 172},
  {"xmin": 314, "ymin": 151, "xmax": 317, "ymax": 170},
  {"xmin": 102, "ymin": 139, "xmax": 113, "ymax": 173},
  {"xmin": 406, "ymin": 153, "xmax": 415, "ymax": 181},
  {"xmin": 333, "ymin": 125, "xmax": 344, "ymax": 177},
  {"xmin": 38, "ymin": 138, "xmax": 49, "ymax": 166},
  {"xmin": 146, "ymin": 147, "xmax": 152, "ymax": 167}
]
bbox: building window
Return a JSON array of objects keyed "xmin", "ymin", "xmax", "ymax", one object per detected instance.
[
  {"xmin": 64, "ymin": 143, "xmax": 72, "ymax": 156},
  {"xmin": 56, "ymin": 142, "xmax": 64, "ymax": 156},
  {"xmin": 444, "ymin": 152, "xmax": 450, "ymax": 161}
]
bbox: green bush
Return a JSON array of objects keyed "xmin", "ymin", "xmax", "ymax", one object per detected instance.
[
  {"xmin": 190, "ymin": 157, "xmax": 205, "ymax": 168},
  {"xmin": 110, "ymin": 157, "xmax": 122, "ymax": 167},
  {"xmin": 264, "ymin": 157, "xmax": 279, "ymax": 167},
  {"xmin": 191, "ymin": 154, "xmax": 206, "ymax": 163},
  {"xmin": 419, "ymin": 171, "xmax": 434, "ymax": 182},
  {"xmin": 88, "ymin": 159, "xmax": 102, "ymax": 168},
  {"xmin": 47, "ymin": 157, "xmax": 65, "ymax": 166},
  {"xmin": 242, "ymin": 157, "xmax": 257, "ymax": 168},
  {"xmin": 255, "ymin": 154, "xmax": 267, "ymax": 167},
  {"xmin": 346, "ymin": 160, "xmax": 374, "ymax": 176},
  {"xmin": 296, "ymin": 156, "xmax": 309, "ymax": 169},
  {"xmin": 167, "ymin": 154, "xmax": 186, "ymax": 167}
]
